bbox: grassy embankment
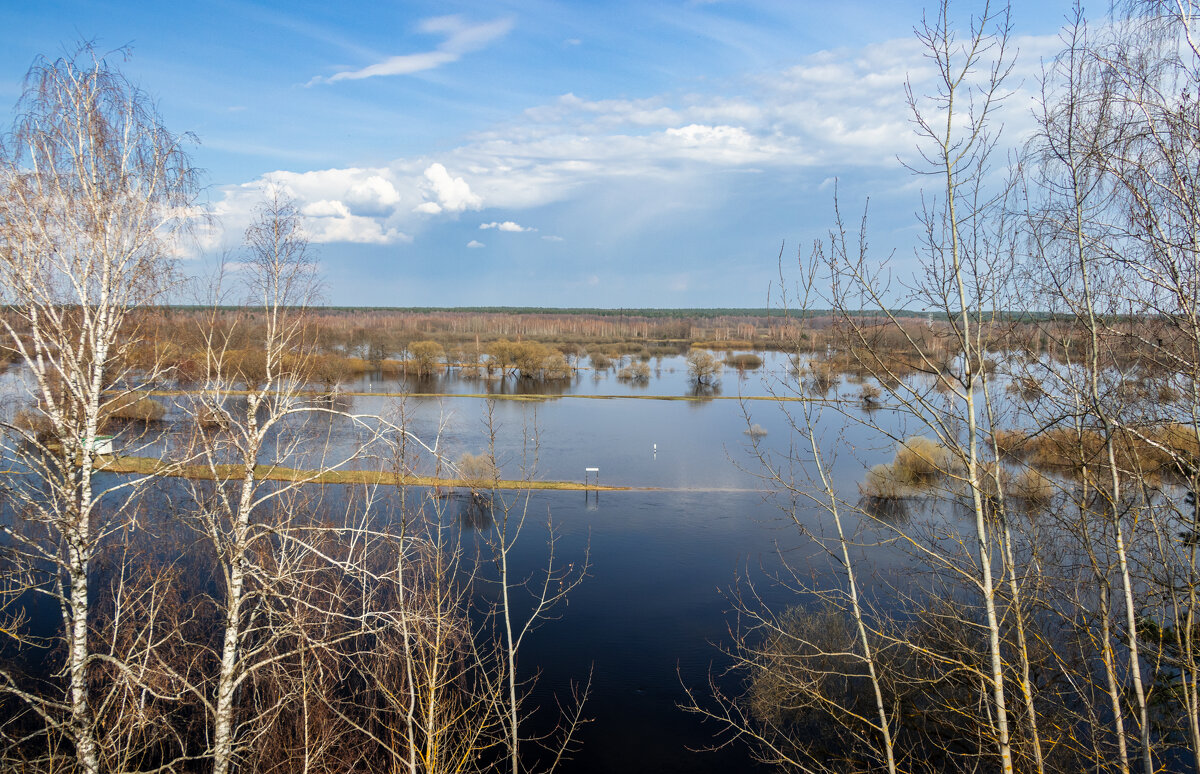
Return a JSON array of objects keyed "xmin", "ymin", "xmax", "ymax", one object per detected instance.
[
  {"xmin": 133, "ymin": 388, "xmax": 806, "ymax": 402},
  {"xmin": 96, "ymin": 455, "xmax": 634, "ymax": 491}
]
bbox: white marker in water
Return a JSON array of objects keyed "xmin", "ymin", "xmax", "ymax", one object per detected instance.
[{"xmin": 653, "ymin": 443, "xmax": 657, "ymax": 454}]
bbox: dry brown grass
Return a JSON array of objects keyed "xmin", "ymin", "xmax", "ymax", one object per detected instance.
[
  {"xmin": 858, "ymin": 436, "xmax": 952, "ymax": 499},
  {"xmin": 993, "ymin": 423, "xmax": 1200, "ymax": 479},
  {"xmin": 860, "ymin": 464, "xmax": 906, "ymax": 499},
  {"xmin": 892, "ymin": 437, "xmax": 952, "ymax": 487},
  {"xmin": 455, "ymin": 451, "xmax": 498, "ymax": 491},
  {"xmin": 13, "ymin": 408, "xmax": 53, "ymax": 440},
  {"xmin": 1007, "ymin": 376, "xmax": 1045, "ymax": 401},
  {"xmin": 990, "ymin": 428, "xmax": 1029, "ymax": 459},
  {"xmin": 1010, "ymin": 468, "xmax": 1055, "ymax": 506},
  {"xmin": 97, "ymin": 455, "xmax": 631, "ymax": 491}
]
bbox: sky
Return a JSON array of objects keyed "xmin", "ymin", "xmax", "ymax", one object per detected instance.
[{"xmin": 0, "ymin": 0, "xmax": 1079, "ymax": 307}]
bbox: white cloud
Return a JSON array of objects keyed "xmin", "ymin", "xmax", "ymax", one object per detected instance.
[
  {"xmin": 480, "ymin": 220, "xmax": 536, "ymax": 232},
  {"xmin": 419, "ymin": 163, "xmax": 482, "ymax": 213},
  {"xmin": 347, "ymin": 175, "xmax": 401, "ymax": 213},
  {"xmin": 212, "ymin": 27, "xmax": 1065, "ymax": 250},
  {"xmin": 467, "ymin": 240, "xmax": 485, "ymax": 248},
  {"xmin": 301, "ymin": 198, "xmax": 409, "ymax": 244},
  {"xmin": 313, "ymin": 16, "xmax": 513, "ymax": 84},
  {"xmin": 207, "ymin": 169, "xmax": 417, "ymax": 248},
  {"xmin": 302, "ymin": 199, "xmax": 351, "ymax": 218},
  {"xmin": 542, "ymin": 235, "xmax": 564, "ymax": 242}
]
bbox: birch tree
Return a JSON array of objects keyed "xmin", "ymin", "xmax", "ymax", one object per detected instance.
[{"xmin": 0, "ymin": 44, "xmax": 195, "ymax": 774}]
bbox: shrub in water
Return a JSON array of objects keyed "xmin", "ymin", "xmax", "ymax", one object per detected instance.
[
  {"xmin": 990, "ymin": 428, "xmax": 1028, "ymax": 459},
  {"xmin": 1011, "ymin": 468, "xmax": 1055, "ymax": 506},
  {"xmin": 456, "ymin": 451, "xmax": 498, "ymax": 491},
  {"xmin": 617, "ymin": 362, "xmax": 651, "ymax": 383},
  {"xmin": 725, "ymin": 353, "xmax": 763, "ymax": 370},
  {"xmin": 860, "ymin": 464, "xmax": 905, "ymax": 499},
  {"xmin": 806, "ymin": 360, "xmax": 839, "ymax": 394},
  {"xmin": 104, "ymin": 394, "xmax": 166, "ymax": 425},
  {"xmin": 892, "ymin": 437, "xmax": 950, "ymax": 487},
  {"xmin": 13, "ymin": 409, "xmax": 53, "ymax": 441}
]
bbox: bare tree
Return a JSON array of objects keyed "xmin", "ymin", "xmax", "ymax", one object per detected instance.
[
  {"xmin": 0, "ymin": 44, "xmax": 196, "ymax": 774},
  {"xmin": 181, "ymin": 191, "xmax": 386, "ymax": 774},
  {"xmin": 458, "ymin": 403, "xmax": 590, "ymax": 774}
]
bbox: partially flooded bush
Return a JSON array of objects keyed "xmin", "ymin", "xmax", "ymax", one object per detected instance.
[
  {"xmin": 857, "ymin": 437, "xmax": 952, "ymax": 501},
  {"xmin": 13, "ymin": 408, "xmax": 53, "ymax": 441},
  {"xmin": 686, "ymin": 350, "xmax": 722, "ymax": 386},
  {"xmin": 103, "ymin": 393, "xmax": 166, "ymax": 426},
  {"xmin": 859, "ymin": 384, "xmax": 881, "ymax": 408},
  {"xmin": 975, "ymin": 461, "xmax": 1010, "ymax": 503},
  {"xmin": 1010, "ymin": 468, "xmax": 1055, "ymax": 506},
  {"xmin": 999, "ymin": 424, "xmax": 1200, "ymax": 480},
  {"xmin": 542, "ymin": 352, "xmax": 574, "ymax": 380},
  {"xmin": 589, "ymin": 352, "xmax": 612, "ymax": 371},
  {"xmin": 222, "ymin": 348, "xmax": 269, "ymax": 387},
  {"xmin": 806, "ymin": 360, "xmax": 839, "ymax": 394},
  {"xmin": 617, "ymin": 362, "xmax": 651, "ymax": 383},
  {"xmin": 892, "ymin": 437, "xmax": 951, "ymax": 487},
  {"xmin": 725, "ymin": 353, "xmax": 763, "ymax": 370},
  {"xmin": 861, "ymin": 463, "xmax": 906, "ymax": 499},
  {"xmin": 990, "ymin": 428, "xmax": 1028, "ymax": 459},
  {"xmin": 455, "ymin": 451, "xmax": 498, "ymax": 491},
  {"xmin": 1157, "ymin": 382, "xmax": 1180, "ymax": 405},
  {"xmin": 744, "ymin": 423, "xmax": 768, "ymax": 438},
  {"xmin": 1006, "ymin": 376, "xmax": 1045, "ymax": 401},
  {"xmin": 194, "ymin": 405, "xmax": 227, "ymax": 429}
]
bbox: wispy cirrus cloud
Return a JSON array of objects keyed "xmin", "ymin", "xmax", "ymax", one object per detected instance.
[{"xmin": 311, "ymin": 15, "xmax": 513, "ymax": 85}]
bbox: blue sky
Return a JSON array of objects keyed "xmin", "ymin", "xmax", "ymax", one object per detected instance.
[{"xmin": 1, "ymin": 0, "xmax": 1076, "ymax": 307}]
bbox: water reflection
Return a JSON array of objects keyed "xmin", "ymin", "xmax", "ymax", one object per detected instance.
[
  {"xmin": 455, "ymin": 492, "xmax": 495, "ymax": 530},
  {"xmin": 857, "ymin": 495, "xmax": 912, "ymax": 522}
]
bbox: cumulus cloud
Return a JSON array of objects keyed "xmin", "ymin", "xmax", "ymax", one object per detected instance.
[
  {"xmin": 211, "ymin": 27, "xmax": 1065, "ymax": 250},
  {"xmin": 346, "ymin": 175, "xmax": 401, "ymax": 214},
  {"xmin": 416, "ymin": 163, "xmax": 482, "ymax": 214},
  {"xmin": 467, "ymin": 240, "xmax": 485, "ymax": 248},
  {"xmin": 300, "ymin": 198, "xmax": 409, "ymax": 243},
  {"xmin": 313, "ymin": 16, "xmax": 513, "ymax": 85},
  {"xmin": 480, "ymin": 221, "xmax": 536, "ymax": 232}
]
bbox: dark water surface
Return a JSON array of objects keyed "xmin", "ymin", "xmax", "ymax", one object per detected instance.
[
  {"xmin": 0, "ymin": 353, "xmax": 966, "ymax": 771},
  {"xmin": 494, "ymin": 490, "xmax": 797, "ymax": 772}
]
